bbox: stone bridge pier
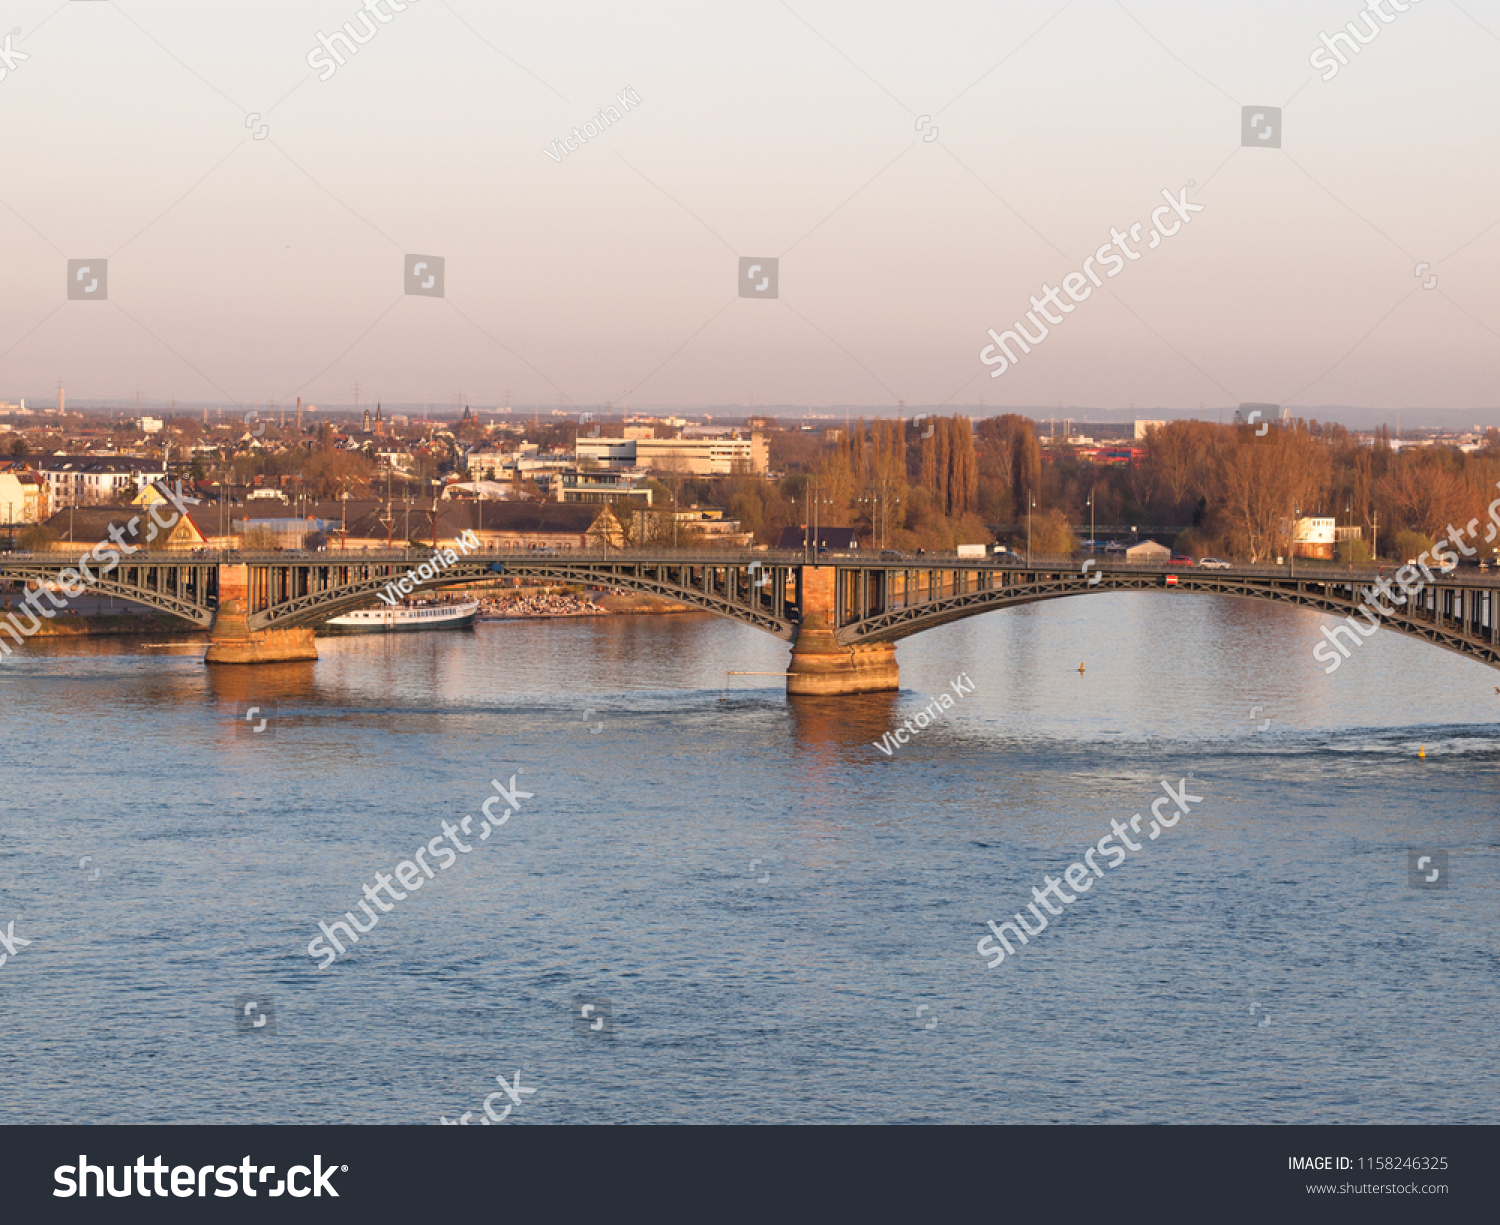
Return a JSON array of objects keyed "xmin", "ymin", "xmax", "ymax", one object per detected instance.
[
  {"xmin": 204, "ymin": 564, "xmax": 318, "ymax": 665},
  {"xmin": 786, "ymin": 566, "xmax": 898, "ymax": 696}
]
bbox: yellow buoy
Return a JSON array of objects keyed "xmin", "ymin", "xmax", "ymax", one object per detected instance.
[
  {"xmin": 1078, "ymin": 663, "xmax": 1086, "ymax": 673},
  {"xmin": 1418, "ymin": 746, "xmax": 1426, "ymax": 758}
]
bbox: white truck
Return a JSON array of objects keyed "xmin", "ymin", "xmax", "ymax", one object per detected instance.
[{"xmin": 955, "ymin": 544, "xmax": 988, "ymax": 559}]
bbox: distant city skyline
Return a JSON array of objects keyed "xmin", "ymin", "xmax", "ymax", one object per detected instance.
[
  {"xmin": 1, "ymin": 2, "xmax": 1496, "ymax": 414},
  {"xmin": 6, "ymin": 397, "xmax": 1494, "ymax": 434}
]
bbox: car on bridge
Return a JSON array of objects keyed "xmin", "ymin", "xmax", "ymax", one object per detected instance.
[
  {"xmin": 1198, "ymin": 557, "xmax": 1231, "ymax": 570},
  {"xmin": 1168, "ymin": 553, "xmax": 1195, "ymax": 566}
]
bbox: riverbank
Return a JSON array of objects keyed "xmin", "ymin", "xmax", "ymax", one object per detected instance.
[{"xmin": 9, "ymin": 613, "xmax": 205, "ymax": 638}]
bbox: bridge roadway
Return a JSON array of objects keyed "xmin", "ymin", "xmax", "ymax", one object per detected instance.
[{"xmin": 3, "ymin": 547, "xmax": 1499, "ymax": 693}]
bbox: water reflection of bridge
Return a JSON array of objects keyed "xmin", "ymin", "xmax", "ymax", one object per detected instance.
[{"xmin": 3, "ymin": 549, "xmax": 1498, "ymax": 694}]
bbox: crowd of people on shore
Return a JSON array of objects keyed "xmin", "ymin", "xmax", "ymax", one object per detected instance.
[{"xmin": 479, "ymin": 592, "xmax": 601, "ymax": 619}]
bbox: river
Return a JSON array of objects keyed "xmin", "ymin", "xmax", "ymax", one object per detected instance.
[{"xmin": 0, "ymin": 593, "xmax": 1496, "ymax": 1123}]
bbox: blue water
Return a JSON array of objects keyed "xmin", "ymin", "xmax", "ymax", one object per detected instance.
[{"xmin": 1, "ymin": 593, "xmax": 1496, "ymax": 1123}]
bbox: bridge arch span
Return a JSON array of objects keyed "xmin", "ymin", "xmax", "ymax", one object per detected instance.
[
  {"xmin": 0, "ymin": 556, "xmax": 215, "ymax": 626},
  {"xmin": 835, "ymin": 565, "xmax": 1500, "ymax": 672},
  {"xmin": 255, "ymin": 555, "xmax": 798, "ymax": 639}
]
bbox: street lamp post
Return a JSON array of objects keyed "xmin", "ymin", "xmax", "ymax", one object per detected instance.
[
  {"xmin": 804, "ymin": 478, "xmax": 811, "ymax": 565},
  {"xmin": 858, "ymin": 480, "xmax": 891, "ymax": 549},
  {"xmin": 1087, "ymin": 489, "xmax": 1095, "ymax": 555},
  {"xmin": 1027, "ymin": 495, "xmax": 1035, "ymax": 565},
  {"xmin": 813, "ymin": 476, "xmax": 821, "ymax": 558}
]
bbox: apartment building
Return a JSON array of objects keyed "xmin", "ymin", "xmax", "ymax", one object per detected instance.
[
  {"xmin": 37, "ymin": 455, "xmax": 166, "ymax": 510},
  {"xmin": 0, "ymin": 464, "xmax": 47, "ymax": 524}
]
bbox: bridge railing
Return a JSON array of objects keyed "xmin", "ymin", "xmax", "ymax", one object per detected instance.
[{"xmin": 8, "ymin": 547, "xmax": 820, "ymax": 565}]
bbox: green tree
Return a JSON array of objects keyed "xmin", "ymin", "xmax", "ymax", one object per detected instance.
[
  {"xmin": 1336, "ymin": 536, "xmax": 1372, "ymax": 564},
  {"xmin": 1391, "ymin": 530, "xmax": 1433, "ymax": 564}
]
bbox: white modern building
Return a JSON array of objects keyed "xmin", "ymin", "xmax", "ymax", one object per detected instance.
[
  {"xmin": 576, "ymin": 434, "xmax": 767, "ymax": 475},
  {"xmin": 573, "ymin": 439, "xmax": 636, "ymax": 468},
  {"xmin": 551, "ymin": 468, "xmax": 654, "ymax": 506},
  {"xmin": 38, "ymin": 455, "xmax": 166, "ymax": 510}
]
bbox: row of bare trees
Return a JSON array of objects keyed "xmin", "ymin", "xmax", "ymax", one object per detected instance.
[{"xmin": 1126, "ymin": 421, "xmax": 1500, "ymax": 561}]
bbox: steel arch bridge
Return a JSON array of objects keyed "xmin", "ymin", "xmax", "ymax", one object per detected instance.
[{"xmin": 3, "ymin": 549, "xmax": 1499, "ymax": 676}]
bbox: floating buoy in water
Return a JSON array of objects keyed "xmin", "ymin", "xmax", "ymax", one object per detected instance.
[
  {"xmin": 1418, "ymin": 746, "xmax": 1426, "ymax": 758},
  {"xmin": 1078, "ymin": 663, "xmax": 1086, "ymax": 673}
]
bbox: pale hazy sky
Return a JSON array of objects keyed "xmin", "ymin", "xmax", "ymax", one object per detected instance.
[{"xmin": 1, "ymin": 0, "xmax": 1498, "ymax": 414}]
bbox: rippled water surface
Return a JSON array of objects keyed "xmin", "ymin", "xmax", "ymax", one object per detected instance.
[{"xmin": 1, "ymin": 593, "xmax": 1497, "ymax": 1123}]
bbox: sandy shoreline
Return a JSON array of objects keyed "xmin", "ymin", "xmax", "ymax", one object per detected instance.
[{"xmin": 11, "ymin": 614, "xmax": 204, "ymax": 639}]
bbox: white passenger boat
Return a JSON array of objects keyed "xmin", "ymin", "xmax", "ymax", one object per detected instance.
[{"xmin": 322, "ymin": 599, "xmax": 480, "ymax": 634}]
